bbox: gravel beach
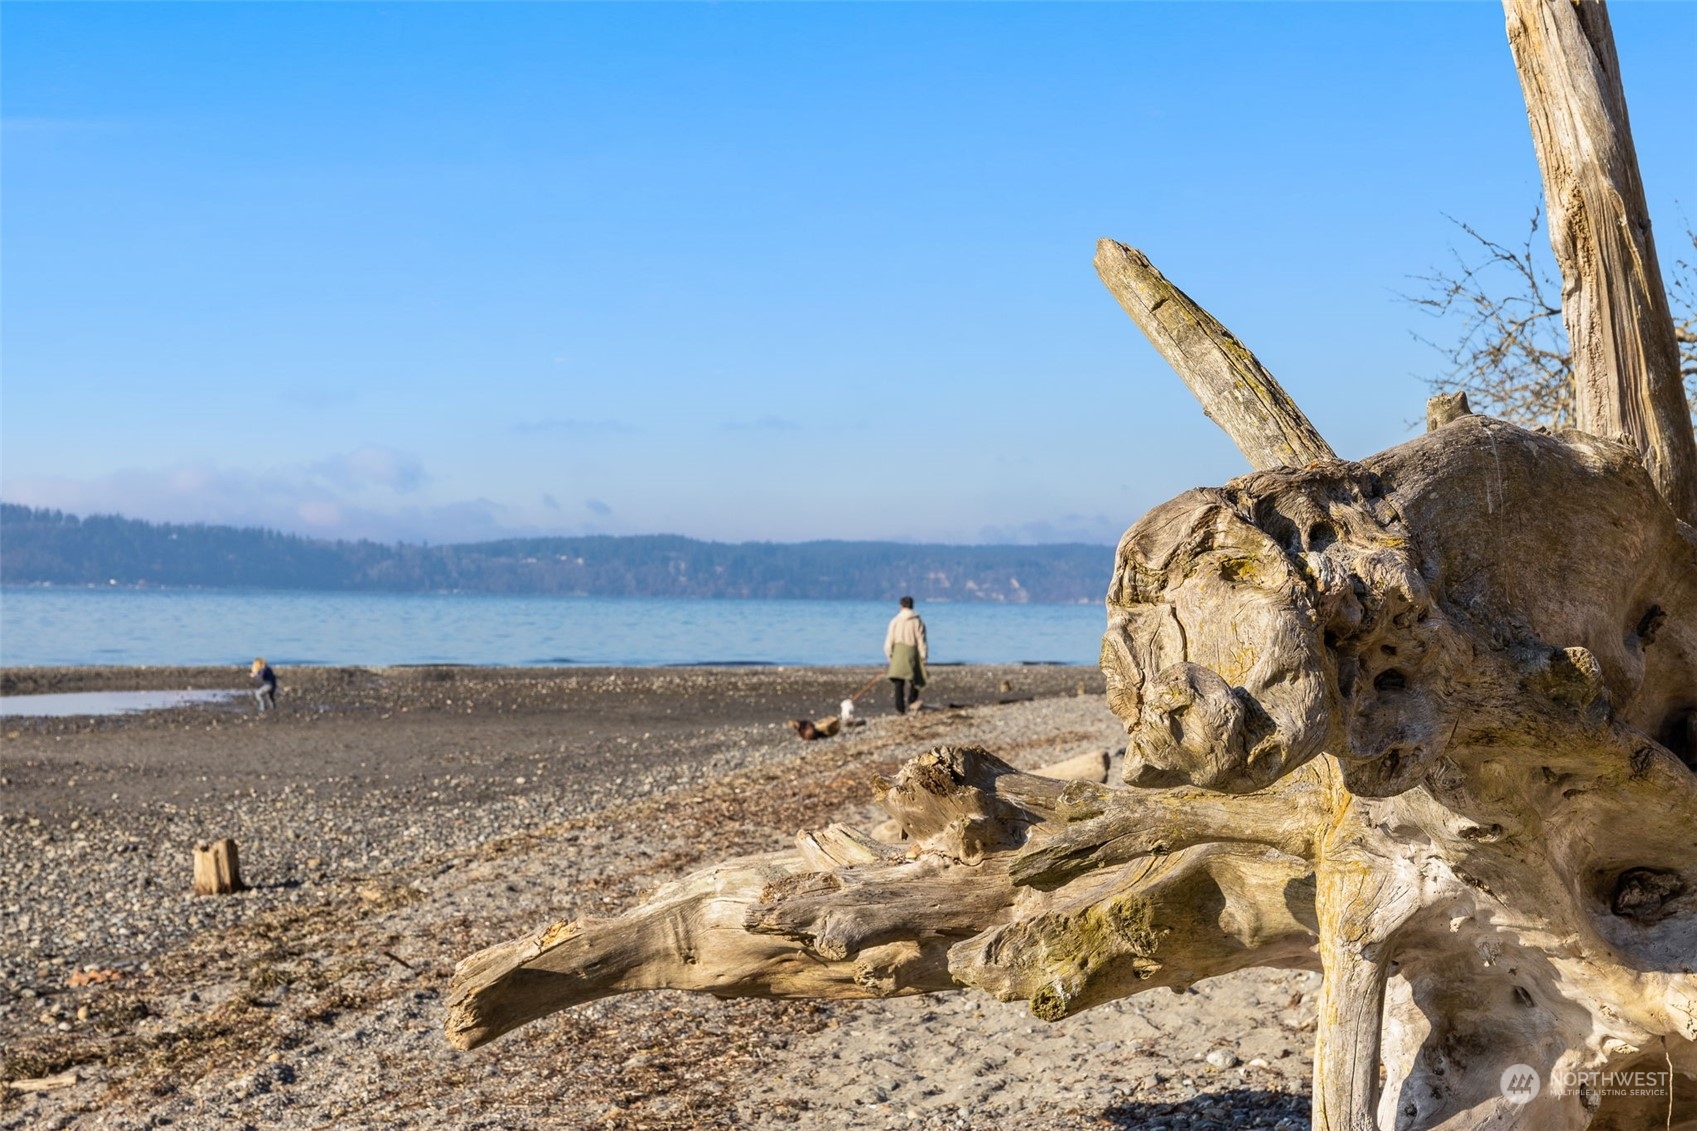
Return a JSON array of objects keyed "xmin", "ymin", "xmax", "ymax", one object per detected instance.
[{"xmin": 1, "ymin": 665, "xmax": 1316, "ymax": 1130}]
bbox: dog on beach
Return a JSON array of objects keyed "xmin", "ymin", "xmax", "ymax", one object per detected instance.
[{"xmin": 788, "ymin": 716, "xmax": 841, "ymax": 741}]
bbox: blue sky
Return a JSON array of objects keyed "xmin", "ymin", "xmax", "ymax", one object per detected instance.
[{"xmin": 3, "ymin": 2, "xmax": 1692, "ymax": 546}]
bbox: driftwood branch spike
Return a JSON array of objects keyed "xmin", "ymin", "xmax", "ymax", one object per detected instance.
[
  {"xmin": 1093, "ymin": 239, "xmax": 1339, "ymax": 471},
  {"xmin": 1504, "ymin": 0, "xmax": 1697, "ymax": 524},
  {"xmin": 2, "ymin": 1071, "xmax": 79, "ymax": 1095}
]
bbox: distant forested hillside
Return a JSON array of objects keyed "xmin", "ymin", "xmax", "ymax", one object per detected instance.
[{"xmin": 0, "ymin": 505, "xmax": 1113, "ymax": 603}]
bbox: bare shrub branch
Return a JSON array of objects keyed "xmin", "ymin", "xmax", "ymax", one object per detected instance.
[{"xmin": 1407, "ymin": 212, "xmax": 1697, "ymax": 427}]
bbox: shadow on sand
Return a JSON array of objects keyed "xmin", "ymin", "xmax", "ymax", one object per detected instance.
[{"xmin": 1099, "ymin": 1086, "xmax": 1310, "ymax": 1129}]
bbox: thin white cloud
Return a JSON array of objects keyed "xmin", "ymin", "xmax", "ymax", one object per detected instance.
[
  {"xmin": 0, "ymin": 446, "xmax": 492, "ymax": 543},
  {"xmin": 310, "ymin": 445, "xmax": 425, "ymax": 494},
  {"xmin": 976, "ymin": 514, "xmax": 1126, "ymax": 546},
  {"xmin": 510, "ymin": 418, "xmax": 637, "ymax": 436},
  {"xmin": 2, "ymin": 454, "xmax": 1129, "ymax": 547},
  {"xmin": 1, "ymin": 466, "xmax": 547, "ymax": 545},
  {"xmin": 719, "ymin": 416, "xmax": 801, "ymax": 432}
]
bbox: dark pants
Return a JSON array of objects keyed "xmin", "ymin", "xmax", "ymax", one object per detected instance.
[{"xmin": 891, "ymin": 678, "xmax": 920, "ymax": 715}]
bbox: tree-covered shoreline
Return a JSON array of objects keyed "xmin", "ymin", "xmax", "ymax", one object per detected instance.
[{"xmin": 0, "ymin": 504, "xmax": 1112, "ymax": 604}]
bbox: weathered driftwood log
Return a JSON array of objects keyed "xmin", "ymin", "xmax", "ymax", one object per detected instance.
[
  {"xmin": 2, "ymin": 1070, "xmax": 79, "ymax": 1095},
  {"xmin": 449, "ymin": 416, "xmax": 1696, "ymax": 1129},
  {"xmin": 1504, "ymin": 0, "xmax": 1697, "ymax": 525},
  {"xmin": 450, "ymin": 4, "xmax": 1697, "ymax": 1127},
  {"xmin": 447, "ymin": 742, "xmax": 1322, "ymax": 1047}
]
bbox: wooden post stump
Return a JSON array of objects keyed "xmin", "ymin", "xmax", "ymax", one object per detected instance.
[
  {"xmin": 192, "ymin": 838, "xmax": 244, "ymax": 895},
  {"xmin": 1424, "ymin": 390, "xmax": 1473, "ymax": 430}
]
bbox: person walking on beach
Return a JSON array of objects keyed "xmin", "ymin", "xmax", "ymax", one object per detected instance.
[
  {"xmin": 250, "ymin": 658, "xmax": 278, "ymax": 712},
  {"xmin": 884, "ymin": 596, "xmax": 928, "ymax": 715}
]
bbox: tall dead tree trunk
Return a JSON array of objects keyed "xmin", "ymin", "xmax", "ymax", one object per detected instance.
[
  {"xmin": 1504, "ymin": 0, "xmax": 1697, "ymax": 525},
  {"xmin": 447, "ymin": 4, "xmax": 1696, "ymax": 1129}
]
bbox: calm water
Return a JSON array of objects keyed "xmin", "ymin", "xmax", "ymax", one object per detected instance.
[
  {"xmin": 0, "ymin": 588, "xmax": 1108, "ymax": 668},
  {"xmin": 0, "ymin": 689, "xmax": 243, "ymax": 718}
]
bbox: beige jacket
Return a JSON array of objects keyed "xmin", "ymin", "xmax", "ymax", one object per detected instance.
[{"xmin": 883, "ymin": 608, "xmax": 928, "ymax": 662}]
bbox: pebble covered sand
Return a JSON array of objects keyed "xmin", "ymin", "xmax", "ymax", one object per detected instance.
[{"xmin": 1, "ymin": 665, "xmax": 1316, "ymax": 1129}]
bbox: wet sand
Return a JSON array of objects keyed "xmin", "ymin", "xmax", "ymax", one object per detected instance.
[{"xmin": 1, "ymin": 664, "xmax": 1101, "ymax": 823}]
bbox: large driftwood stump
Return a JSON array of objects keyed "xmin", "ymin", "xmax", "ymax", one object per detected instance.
[
  {"xmin": 450, "ymin": 417, "xmax": 1696, "ymax": 1128},
  {"xmin": 449, "ymin": 3, "xmax": 1695, "ymax": 1127}
]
